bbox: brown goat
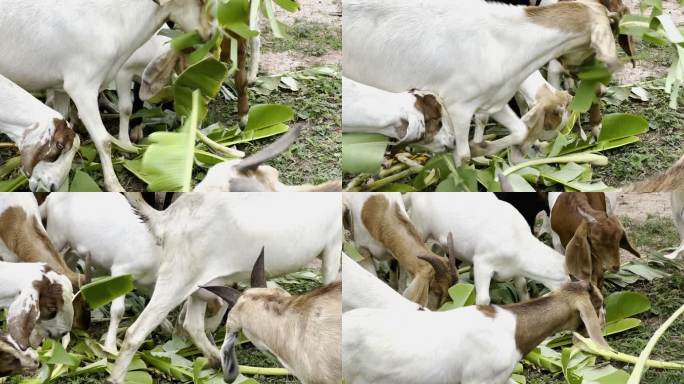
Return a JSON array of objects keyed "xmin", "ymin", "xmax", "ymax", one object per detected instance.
[
  {"xmin": 203, "ymin": 248, "xmax": 341, "ymax": 384},
  {"xmin": 347, "ymin": 193, "xmax": 459, "ymax": 309},
  {"xmin": 551, "ymin": 192, "xmax": 640, "ymax": 289}
]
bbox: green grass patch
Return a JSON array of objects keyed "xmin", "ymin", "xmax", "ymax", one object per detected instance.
[{"xmin": 262, "ymin": 20, "xmax": 341, "ymax": 57}]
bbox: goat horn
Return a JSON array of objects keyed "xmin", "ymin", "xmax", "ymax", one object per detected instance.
[
  {"xmin": 200, "ymin": 285, "xmax": 242, "ymax": 306},
  {"xmin": 236, "ymin": 124, "xmax": 302, "ymax": 173},
  {"xmin": 251, "ymin": 247, "xmax": 267, "ymax": 288}
]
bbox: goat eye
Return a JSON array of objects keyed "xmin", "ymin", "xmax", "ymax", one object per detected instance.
[
  {"xmin": 437, "ymin": 121, "xmax": 443, "ymax": 128},
  {"xmin": 57, "ymin": 143, "xmax": 64, "ymax": 150}
]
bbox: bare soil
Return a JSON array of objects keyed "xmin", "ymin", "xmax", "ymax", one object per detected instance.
[
  {"xmin": 259, "ymin": 0, "xmax": 341, "ymax": 74},
  {"xmin": 613, "ymin": 0, "xmax": 683, "ymax": 84}
]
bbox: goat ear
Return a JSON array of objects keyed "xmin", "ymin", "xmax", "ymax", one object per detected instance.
[
  {"xmin": 590, "ymin": 14, "xmax": 620, "ymax": 72},
  {"xmin": 7, "ymin": 292, "xmax": 40, "ymax": 350},
  {"xmin": 577, "ymin": 208, "xmax": 597, "ymax": 223},
  {"xmin": 251, "ymin": 247, "xmax": 267, "ymax": 288},
  {"xmin": 618, "ymin": 224, "xmax": 641, "ymax": 258},
  {"xmin": 139, "ymin": 47, "xmax": 181, "ymax": 101},
  {"xmin": 200, "ymin": 286, "xmax": 242, "ymax": 307},
  {"xmin": 577, "ymin": 296, "xmax": 610, "ymax": 348},
  {"xmin": 566, "ymin": 222, "xmax": 592, "ymax": 282}
]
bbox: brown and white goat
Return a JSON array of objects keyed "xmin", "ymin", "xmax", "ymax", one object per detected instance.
[
  {"xmin": 0, "ymin": 261, "xmax": 74, "ymax": 349},
  {"xmin": 550, "ymin": 192, "xmax": 640, "ymax": 289},
  {"xmin": 0, "ymin": 193, "xmax": 90, "ymax": 330},
  {"xmin": 203, "ymin": 248, "xmax": 342, "ymax": 384},
  {"xmin": 343, "ymin": 193, "xmax": 459, "ymax": 309},
  {"xmin": 0, "ymin": 74, "xmax": 77, "ymax": 191},
  {"xmin": 343, "ymin": 279, "xmax": 608, "ymax": 384},
  {"xmin": 0, "ymin": 332, "xmax": 39, "ymax": 377},
  {"xmin": 194, "ymin": 125, "xmax": 342, "ymax": 192}
]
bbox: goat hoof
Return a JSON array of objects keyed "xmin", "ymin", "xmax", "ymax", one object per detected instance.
[{"xmin": 469, "ymin": 141, "xmax": 489, "ymax": 157}]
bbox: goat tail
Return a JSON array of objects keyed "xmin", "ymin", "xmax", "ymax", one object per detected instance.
[{"xmin": 124, "ymin": 193, "xmax": 164, "ymax": 238}]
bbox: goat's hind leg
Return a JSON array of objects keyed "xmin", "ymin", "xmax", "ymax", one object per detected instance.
[{"xmin": 182, "ymin": 294, "xmax": 221, "ymax": 368}]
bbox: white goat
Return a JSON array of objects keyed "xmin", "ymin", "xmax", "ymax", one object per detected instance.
[
  {"xmin": 342, "ymin": 280, "xmax": 609, "ymax": 384},
  {"xmin": 41, "ymin": 193, "xmax": 161, "ymax": 351},
  {"xmin": 106, "ymin": 192, "xmax": 342, "ymax": 383},
  {"xmin": 667, "ymin": 191, "xmax": 684, "ymax": 260},
  {"xmin": 342, "ymin": 76, "xmax": 453, "ymax": 152},
  {"xmin": 405, "ymin": 193, "xmax": 570, "ymax": 305},
  {"xmin": 342, "ymin": 252, "xmax": 423, "ymax": 312},
  {"xmin": 0, "ymin": 74, "xmax": 77, "ymax": 191},
  {"xmin": 0, "ymin": 261, "xmax": 74, "ymax": 349},
  {"xmin": 343, "ymin": 0, "xmax": 619, "ymax": 165},
  {"xmin": 0, "ymin": 332, "xmax": 40, "ymax": 377},
  {"xmin": 203, "ymin": 248, "xmax": 342, "ymax": 384},
  {"xmin": 0, "ymin": 0, "xmax": 213, "ymax": 191}
]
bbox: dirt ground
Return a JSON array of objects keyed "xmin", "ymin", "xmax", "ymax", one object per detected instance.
[
  {"xmin": 260, "ymin": 0, "xmax": 341, "ymax": 74},
  {"xmin": 614, "ymin": 0, "xmax": 683, "ymax": 84},
  {"xmin": 614, "ymin": 192, "xmax": 672, "ymax": 221}
]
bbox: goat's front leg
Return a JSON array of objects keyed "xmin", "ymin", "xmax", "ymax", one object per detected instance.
[
  {"xmin": 66, "ymin": 86, "xmax": 124, "ymax": 192},
  {"xmin": 108, "ymin": 279, "xmax": 195, "ymax": 384},
  {"xmin": 446, "ymin": 105, "xmax": 474, "ymax": 166},
  {"xmin": 182, "ymin": 294, "xmax": 221, "ymax": 367},
  {"xmin": 320, "ymin": 239, "xmax": 342, "ymax": 284},
  {"xmin": 115, "ymin": 73, "xmax": 135, "ymax": 147},
  {"xmin": 473, "ymin": 261, "xmax": 494, "ymax": 305},
  {"xmin": 104, "ymin": 295, "xmax": 125, "ymax": 352},
  {"xmin": 547, "ymin": 60, "xmax": 564, "ymax": 90},
  {"xmin": 471, "ymin": 106, "xmax": 527, "ymax": 158},
  {"xmin": 473, "ymin": 112, "xmax": 489, "ymax": 143}
]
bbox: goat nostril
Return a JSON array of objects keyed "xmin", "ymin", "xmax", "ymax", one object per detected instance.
[{"xmin": 50, "ymin": 184, "xmax": 57, "ymax": 192}]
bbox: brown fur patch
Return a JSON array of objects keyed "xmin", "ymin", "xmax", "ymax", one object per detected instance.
[
  {"xmin": 20, "ymin": 119, "xmax": 74, "ymax": 176},
  {"xmin": 33, "ymin": 271, "xmax": 64, "ymax": 321},
  {"xmin": 413, "ymin": 94, "xmax": 443, "ymax": 143},
  {"xmin": 0, "ymin": 334, "xmax": 24, "ymax": 376},
  {"xmin": 525, "ymin": 3, "xmax": 589, "ymax": 33},
  {"xmin": 505, "ymin": 281, "xmax": 603, "ymax": 356},
  {"xmin": 477, "ymin": 305, "xmax": 496, "ymax": 318}
]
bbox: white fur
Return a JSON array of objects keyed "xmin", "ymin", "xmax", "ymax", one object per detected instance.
[
  {"xmin": 342, "ymin": 253, "xmax": 423, "ymax": 312},
  {"xmin": 343, "ymin": 0, "xmax": 618, "ymax": 165},
  {"xmin": 108, "ymin": 192, "xmax": 342, "ymax": 383},
  {"xmin": 42, "ymin": 193, "xmax": 162, "ymax": 351},
  {"xmin": 405, "ymin": 193, "xmax": 569, "ymax": 304},
  {"xmin": 0, "ymin": 0, "xmax": 213, "ymax": 191},
  {"xmin": 343, "ymin": 305, "xmax": 521, "ymax": 384}
]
